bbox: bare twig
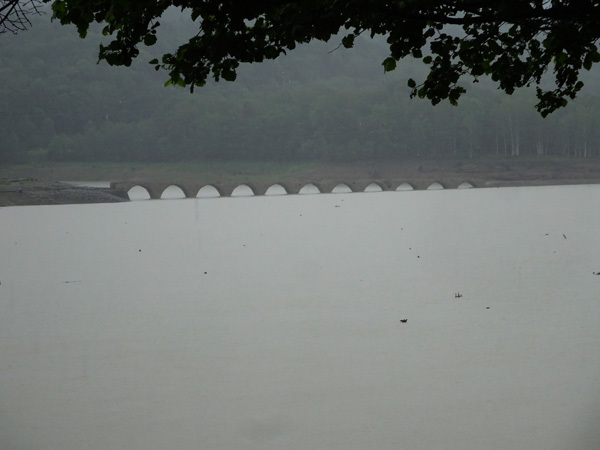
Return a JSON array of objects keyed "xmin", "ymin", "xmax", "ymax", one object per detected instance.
[{"xmin": 0, "ymin": 0, "xmax": 43, "ymax": 34}]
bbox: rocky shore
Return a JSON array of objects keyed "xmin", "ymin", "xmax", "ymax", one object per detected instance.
[{"xmin": 0, "ymin": 179, "xmax": 129, "ymax": 207}]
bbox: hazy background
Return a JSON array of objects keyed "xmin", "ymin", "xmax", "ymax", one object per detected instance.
[{"xmin": 2, "ymin": 12, "xmax": 600, "ymax": 165}]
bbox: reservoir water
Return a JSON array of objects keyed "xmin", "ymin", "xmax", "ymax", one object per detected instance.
[{"xmin": 1, "ymin": 185, "xmax": 600, "ymax": 450}]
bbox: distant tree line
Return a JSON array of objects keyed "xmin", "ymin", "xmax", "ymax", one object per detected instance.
[{"xmin": 2, "ymin": 15, "xmax": 600, "ymax": 164}]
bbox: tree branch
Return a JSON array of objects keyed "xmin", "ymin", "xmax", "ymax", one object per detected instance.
[{"xmin": 0, "ymin": 0, "xmax": 43, "ymax": 34}]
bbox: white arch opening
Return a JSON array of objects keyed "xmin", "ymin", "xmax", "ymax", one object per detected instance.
[
  {"xmin": 299, "ymin": 183, "xmax": 321, "ymax": 194},
  {"xmin": 331, "ymin": 183, "xmax": 352, "ymax": 193},
  {"xmin": 231, "ymin": 185, "xmax": 255, "ymax": 197},
  {"xmin": 364, "ymin": 183, "xmax": 383, "ymax": 192},
  {"xmin": 427, "ymin": 182, "xmax": 444, "ymax": 190},
  {"xmin": 196, "ymin": 185, "xmax": 221, "ymax": 198},
  {"xmin": 161, "ymin": 185, "xmax": 186, "ymax": 199},
  {"xmin": 396, "ymin": 183, "xmax": 414, "ymax": 191},
  {"xmin": 128, "ymin": 185, "xmax": 151, "ymax": 201},
  {"xmin": 265, "ymin": 184, "xmax": 288, "ymax": 196}
]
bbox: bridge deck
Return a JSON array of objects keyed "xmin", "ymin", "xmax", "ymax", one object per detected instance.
[{"xmin": 110, "ymin": 179, "xmax": 486, "ymax": 199}]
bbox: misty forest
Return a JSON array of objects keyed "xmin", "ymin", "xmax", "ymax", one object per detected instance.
[{"xmin": 3, "ymin": 13, "xmax": 600, "ymax": 165}]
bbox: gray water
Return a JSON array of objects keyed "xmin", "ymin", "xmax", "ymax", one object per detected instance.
[{"xmin": 1, "ymin": 185, "xmax": 600, "ymax": 450}]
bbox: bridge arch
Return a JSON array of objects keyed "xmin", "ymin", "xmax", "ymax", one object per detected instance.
[
  {"xmin": 265, "ymin": 184, "xmax": 288, "ymax": 195},
  {"xmin": 331, "ymin": 183, "xmax": 353, "ymax": 193},
  {"xmin": 363, "ymin": 182, "xmax": 383, "ymax": 192},
  {"xmin": 196, "ymin": 185, "xmax": 222, "ymax": 198},
  {"xmin": 458, "ymin": 181, "xmax": 475, "ymax": 189},
  {"xmin": 298, "ymin": 183, "xmax": 321, "ymax": 194},
  {"xmin": 127, "ymin": 185, "xmax": 152, "ymax": 200},
  {"xmin": 427, "ymin": 182, "xmax": 446, "ymax": 190},
  {"xmin": 396, "ymin": 183, "xmax": 415, "ymax": 191},
  {"xmin": 231, "ymin": 184, "xmax": 255, "ymax": 197},
  {"xmin": 160, "ymin": 184, "xmax": 187, "ymax": 199}
]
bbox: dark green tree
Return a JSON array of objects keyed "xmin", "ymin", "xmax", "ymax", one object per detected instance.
[
  {"xmin": 9, "ymin": 0, "xmax": 593, "ymax": 115},
  {"xmin": 3, "ymin": 8, "xmax": 600, "ymax": 163}
]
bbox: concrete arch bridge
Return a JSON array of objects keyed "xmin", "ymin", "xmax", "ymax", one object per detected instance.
[{"xmin": 110, "ymin": 178, "xmax": 485, "ymax": 200}]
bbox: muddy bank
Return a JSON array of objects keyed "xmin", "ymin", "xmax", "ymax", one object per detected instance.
[
  {"xmin": 2, "ymin": 158, "xmax": 600, "ymax": 206},
  {"xmin": 3, "ymin": 158, "xmax": 600, "ymax": 185},
  {"xmin": 293, "ymin": 158, "xmax": 600, "ymax": 182},
  {"xmin": 0, "ymin": 179, "xmax": 129, "ymax": 207}
]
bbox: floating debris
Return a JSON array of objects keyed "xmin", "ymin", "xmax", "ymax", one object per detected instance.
[
  {"xmin": 400, "ymin": 319, "xmax": 408, "ymax": 323},
  {"xmin": 62, "ymin": 280, "xmax": 81, "ymax": 284},
  {"xmin": 563, "ymin": 234, "xmax": 567, "ymax": 239},
  {"xmin": 454, "ymin": 292, "xmax": 462, "ymax": 298}
]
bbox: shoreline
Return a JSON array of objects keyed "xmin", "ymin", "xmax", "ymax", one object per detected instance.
[
  {"xmin": 0, "ymin": 179, "xmax": 129, "ymax": 207},
  {"xmin": 2, "ymin": 158, "xmax": 600, "ymax": 206},
  {"xmin": 2, "ymin": 177, "xmax": 599, "ymax": 207}
]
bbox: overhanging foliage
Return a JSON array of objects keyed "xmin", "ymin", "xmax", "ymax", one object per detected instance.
[{"xmin": 3, "ymin": 1, "xmax": 600, "ymax": 115}]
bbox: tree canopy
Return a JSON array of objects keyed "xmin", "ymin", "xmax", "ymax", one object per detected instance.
[
  {"xmin": 3, "ymin": 1, "xmax": 600, "ymax": 115},
  {"xmin": 3, "ymin": 12, "xmax": 600, "ymax": 164}
]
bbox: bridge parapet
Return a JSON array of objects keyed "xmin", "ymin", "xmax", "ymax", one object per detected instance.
[{"xmin": 110, "ymin": 178, "xmax": 486, "ymax": 199}]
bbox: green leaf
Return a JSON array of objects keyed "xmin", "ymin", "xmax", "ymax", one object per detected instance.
[
  {"xmin": 341, "ymin": 34, "xmax": 355, "ymax": 49},
  {"xmin": 471, "ymin": 64, "xmax": 484, "ymax": 76},
  {"xmin": 555, "ymin": 52, "xmax": 567, "ymax": 66},
  {"xmin": 407, "ymin": 78, "xmax": 416, "ymax": 88},
  {"xmin": 422, "ymin": 55, "xmax": 432, "ymax": 64},
  {"xmin": 382, "ymin": 57, "xmax": 397, "ymax": 72},
  {"xmin": 143, "ymin": 34, "xmax": 157, "ymax": 46}
]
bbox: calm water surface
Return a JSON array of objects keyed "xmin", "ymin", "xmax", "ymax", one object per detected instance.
[{"xmin": 1, "ymin": 185, "xmax": 600, "ymax": 450}]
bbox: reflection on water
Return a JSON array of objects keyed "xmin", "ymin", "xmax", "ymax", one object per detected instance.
[{"xmin": 1, "ymin": 185, "xmax": 600, "ymax": 450}]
